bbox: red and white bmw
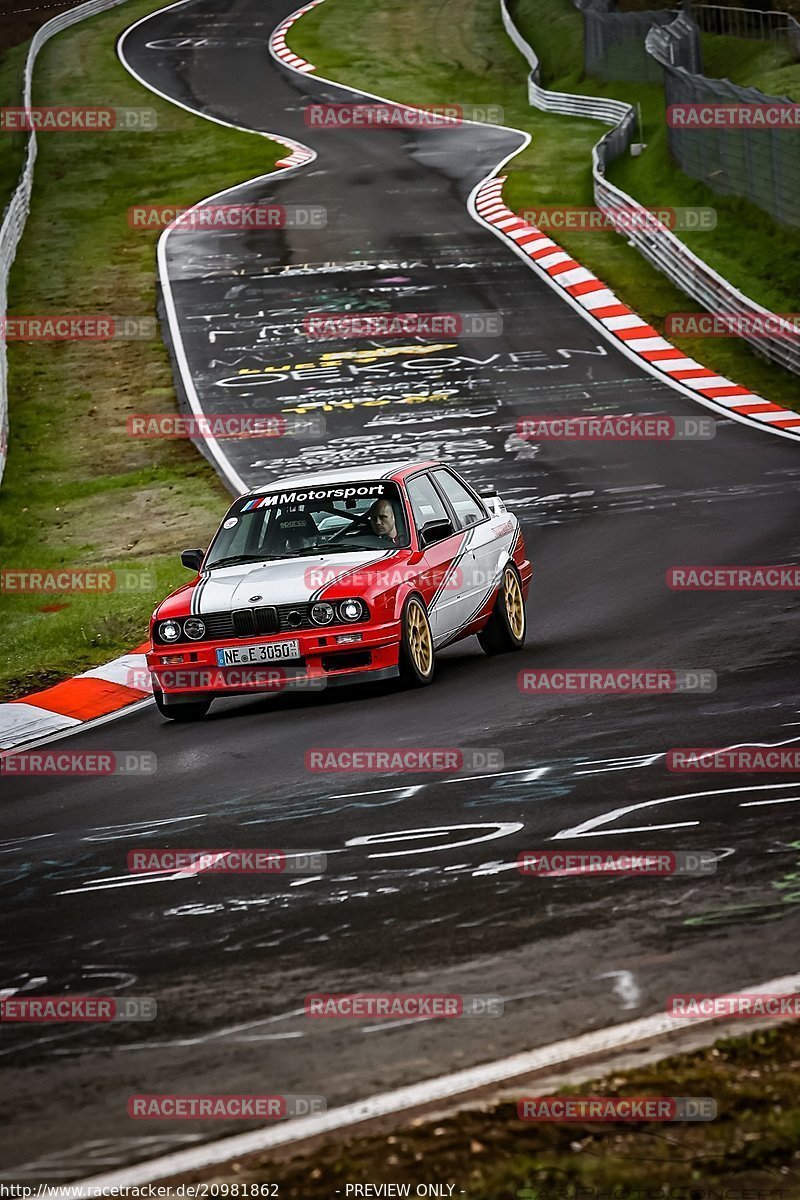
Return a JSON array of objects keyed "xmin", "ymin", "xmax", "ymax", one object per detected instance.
[{"xmin": 147, "ymin": 460, "xmax": 532, "ymax": 720}]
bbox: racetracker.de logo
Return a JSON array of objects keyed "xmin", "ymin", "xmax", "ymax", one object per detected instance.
[
  {"xmin": 127, "ymin": 414, "xmax": 324, "ymax": 439},
  {"xmin": 1, "ymin": 996, "xmax": 156, "ymax": 1022},
  {"xmin": 666, "ymin": 312, "xmax": 800, "ymax": 338},
  {"xmin": 0, "ymin": 106, "xmax": 157, "ymax": 131},
  {"xmin": 146, "ymin": 668, "xmax": 325, "ymax": 692},
  {"xmin": 516, "ymin": 415, "xmax": 714, "ymax": 441},
  {"xmin": 305, "ymin": 747, "xmax": 503, "ymax": 773},
  {"xmin": 667, "ymin": 565, "xmax": 800, "ymax": 590},
  {"xmin": 0, "ymin": 316, "xmax": 156, "ymax": 340},
  {"xmin": 304, "ymin": 312, "xmax": 502, "ymax": 338},
  {"xmin": 126, "ymin": 849, "xmax": 326, "ymax": 874},
  {"xmin": 667, "ymin": 747, "xmax": 800, "ymax": 772},
  {"xmin": 518, "ymin": 669, "xmax": 717, "ymax": 694},
  {"xmin": 128, "ymin": 1094, "xmax": 326, "ymax": 1119},
  {"xmin": 127, "ymin": 203, "xmax": 327, "ymax": 230},
  {"xmin": 302, "ymin": 563, "xmax": 465, "ymax": 591},
  {"xmin": 669, "ymin": 993, "xmax": 800, "ymax": 1018},
  {"xmin": 0, "ymin": 751, "xmax": 156, "ymax": 776},
  {"xmin": 667, "ymin": 102, "xmax": 800, "ymax": 128},
  {"xmin": 129, "ymin": 414, "xmax": 283, "ymax": 439},
  {"xmin": 303, "ymin": 102, "xmax": 503, "ymax": 128},
  {"xmin": 0, "ymin": 568, "xmax": 155, "ymax": 593},
  {"xmin": 305, "ymin": 993, "xmax": 503, "ymax": 1017},
  {"xmin": 519, "ymin": 205, "xmax": 716, "ymax": 232},
  {"xmin": 517, "ymin": 1096, "xmax": 716, "ymax": 1121},
  {"xmin": 517, "ymin": 850, "xmax": 717, "ymax": 876}
]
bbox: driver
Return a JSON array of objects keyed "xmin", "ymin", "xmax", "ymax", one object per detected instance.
[{"xmin": 368, "ymin": 498, "xmax": 402, "ymax": 545}]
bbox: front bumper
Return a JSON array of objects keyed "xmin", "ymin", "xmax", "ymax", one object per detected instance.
[{"xmin": 146, "ymin": 619, "xmax": 401, "ymax": 702}]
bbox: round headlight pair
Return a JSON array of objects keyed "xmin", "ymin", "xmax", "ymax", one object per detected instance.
[
  {"xmin": 157, "ymin": 617, "xmax": 206, "ymax": 642},
  {"xmin": 309, "ymin": 599, "xmax": 366, "ymax": 626}
]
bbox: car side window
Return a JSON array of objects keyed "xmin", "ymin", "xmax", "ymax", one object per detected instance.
[
  {"xmin": 407, "ymin": 474, "xmax": 451, "ymax": 538},
  {"xmin": 432, "ymin": 470, "xmax": 486, "ymax": 528}
]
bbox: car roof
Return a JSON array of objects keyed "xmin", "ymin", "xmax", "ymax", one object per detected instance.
[{"xmin": 247, "ymin": 460, "xmax": 441, "ymax": 495}]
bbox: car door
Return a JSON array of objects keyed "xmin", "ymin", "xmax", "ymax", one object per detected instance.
[
  {"xmin": 430, "ymin": 468, "xmax": 500, "ymax": 625},
  {"xmin": 405, "ymin": 471, "xmax": 470, "ymax": 644}
]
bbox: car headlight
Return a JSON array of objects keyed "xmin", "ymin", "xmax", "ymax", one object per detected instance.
[
  {"xmin": 159, "ymin": 619, "xmax": 182, "ymax": 642},
  {"xmin": 183, "ymin": 617, "xmax": 206, "ymax": 641},
  {"xmin": 338, "ymin": 598, "xmax": 366, "ymax": 623},
  {"xmin": 310, "ymin": 602, "xmax": 335, "ymax": 625}
]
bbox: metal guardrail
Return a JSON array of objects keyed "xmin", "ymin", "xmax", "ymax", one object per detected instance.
[
  {"xmin": 690, "ymin": 3, "xmax": 800, "ymax": 54},
  {"xmin": 576, "ymin": 0, "xmax": 680, "ymax": 82},
  {"xmin": 0, "ymin": 0, "xmax": 133, "ymax": 485},
  {"xmin": 646, "ymin": 22, "xmax": 799, "ymax": 231},
  {"xmin": 500, "ymin": 0, "xmax": 800, "ymax": 378},
  {"xmin": 646, "ymin": 11, "xmax": 703, "ymax": 72}
]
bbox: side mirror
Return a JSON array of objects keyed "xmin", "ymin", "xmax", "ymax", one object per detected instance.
[
  {"xmin": 419, "ymin": 518, "xmax": 454, "ymax": 547},
  {"xmin": 481, "ymin": 491, "xmax": 506, "ymax": 516},
  {"xmin": 181, "ymin": 548, "xmax": 204, "ymax": 572}
]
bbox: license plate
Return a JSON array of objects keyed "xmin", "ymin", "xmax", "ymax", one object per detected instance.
[{"xmin": 215, "ymin": 640, "xmax": 300, "ymax": 666}]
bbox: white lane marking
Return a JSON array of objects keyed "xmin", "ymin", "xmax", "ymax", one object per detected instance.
[
  {"xmin": 552, "ymin": 783, "xmax": 800, "ymax": 840},
  {"xmin": 74, "ymin": 972, "xmax": 800, "ymax": 1188},
  {"xmin": 111, "ymin": 1007, "xmax": 309, "ymax": 1052},
  {"xmin": 328, "ymin": 784, "xmax": 425, "ymax": 799},
  {"xmin": 345, "ymin": 823, "xmax": 523, "ymax": 858},
  {"xmin": 329, "ymin": 766, "xmax": 549, "ymax": 799},
  {"xmin": 57, "ymin": 876, "xmax": 175, "ymax": 896},
  {"xmin": 563, "ymin": 821, "xmax": 700, "ymax": 837},
  {"xmin": 84, "ymin": 814, "xmax": 210, "ymax": 841},
  {"xmin": 59, "ymin": 819, "xmax": 527, "ymax": 897},
  {"xmin": 740, "ymin": 796, "xmax": 800, "ymax": 808},
  {"xmin": 676, "ymin": 735, "xmax": 800, "ymax": 767},
  {"xmin": 599, "ymin": 969, "xmax": 641, "ymax": 1010},
  {"xmin": 57, "ymin": 849, "xmax": 319, "ymax": 895},
  {"xmin": 575, "ymin": 753, "xmax": 663, "ymax": 775}
]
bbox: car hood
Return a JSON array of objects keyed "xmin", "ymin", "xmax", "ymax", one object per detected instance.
[{"xmin": 192, "ymin": 549, "xmax": 402, "ymax": 612}]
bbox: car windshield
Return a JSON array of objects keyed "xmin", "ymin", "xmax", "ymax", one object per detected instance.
[{"xmin": 204, "ymin": 480, "xmax": 411, "ymax": 568}]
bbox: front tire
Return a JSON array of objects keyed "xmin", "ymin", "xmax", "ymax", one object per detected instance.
[
  {"xmin": 152, "ymin": 683, "xmax": 211, "ymax": 721},
  {"xmin": 478, "ymin": 564, "xmax": 527, "ymax": 655},
  {"xmin": 398, "ymin": 596, "xmax": 435, "ymax": 687}
]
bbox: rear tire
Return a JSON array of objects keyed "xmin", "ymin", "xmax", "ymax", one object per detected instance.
[
  {"xmin": 398, "ymin": 596, "xmax": 435, "ymax": 687},
  {"xmin": 478, "ymin": 564, "xmax": 526, "ymax": 655},
  {"xmin": 152, "ymin": 683, "xmax": 211, "ymax": 721}
]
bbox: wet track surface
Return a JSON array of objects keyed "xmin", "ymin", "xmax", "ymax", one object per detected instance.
[{"xmin": 2, "ymin": 0, "xmax": 800, "ymax": 1180}]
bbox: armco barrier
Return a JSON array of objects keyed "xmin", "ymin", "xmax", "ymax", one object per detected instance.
[
  {"xmin": 649, "ymin": 23, "xmax": 800, "ymax": 230},
  {"xmin": 501, "ymin": 0, "xmax": 800, "ymax": 378},
  {"xmin": 0, "ymin": 0, "xmax": 134, "ymax": 486},
  {"xmin": 575, "ymin": 0, "xmax": 678, "ymax": 83}
]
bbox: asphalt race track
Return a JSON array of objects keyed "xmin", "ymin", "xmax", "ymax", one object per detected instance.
[{"xmin": 2, "ymin": 0, "xmax": 800, "ymax": 1181}]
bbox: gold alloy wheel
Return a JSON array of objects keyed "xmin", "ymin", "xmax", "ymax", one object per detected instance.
[
  {"xmin": 503, "ymin": 568, "xmax": 525, "ymax": 640},
  {"xmin": 406, "ymin": 599, "xmax": 433, "ymax": 676}
]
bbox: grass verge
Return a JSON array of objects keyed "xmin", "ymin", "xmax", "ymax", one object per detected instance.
[
  {"xmin": 191, "ymin": 1023, "xmax": 800, "ymax": 1196},
  {"xmin": 0, "ymin": 0, "xmax": 283, "ymax": 701},
  {"xmin": 287, "ymin": 0, "xmax": 800, "ymax": 411},
  {"xmin": 0, "ymin": 41, "xmax": 28, "ymax": 220}
]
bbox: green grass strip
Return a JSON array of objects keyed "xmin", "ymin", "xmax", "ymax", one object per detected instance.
[{"xmin": 0, "ymin": 0, "xmax": 283, "ymax": 700}]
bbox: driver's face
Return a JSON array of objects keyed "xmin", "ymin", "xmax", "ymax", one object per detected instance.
[{"xmin": 369, "ymin": 500, "xmax": 397, "ymax": 538}]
